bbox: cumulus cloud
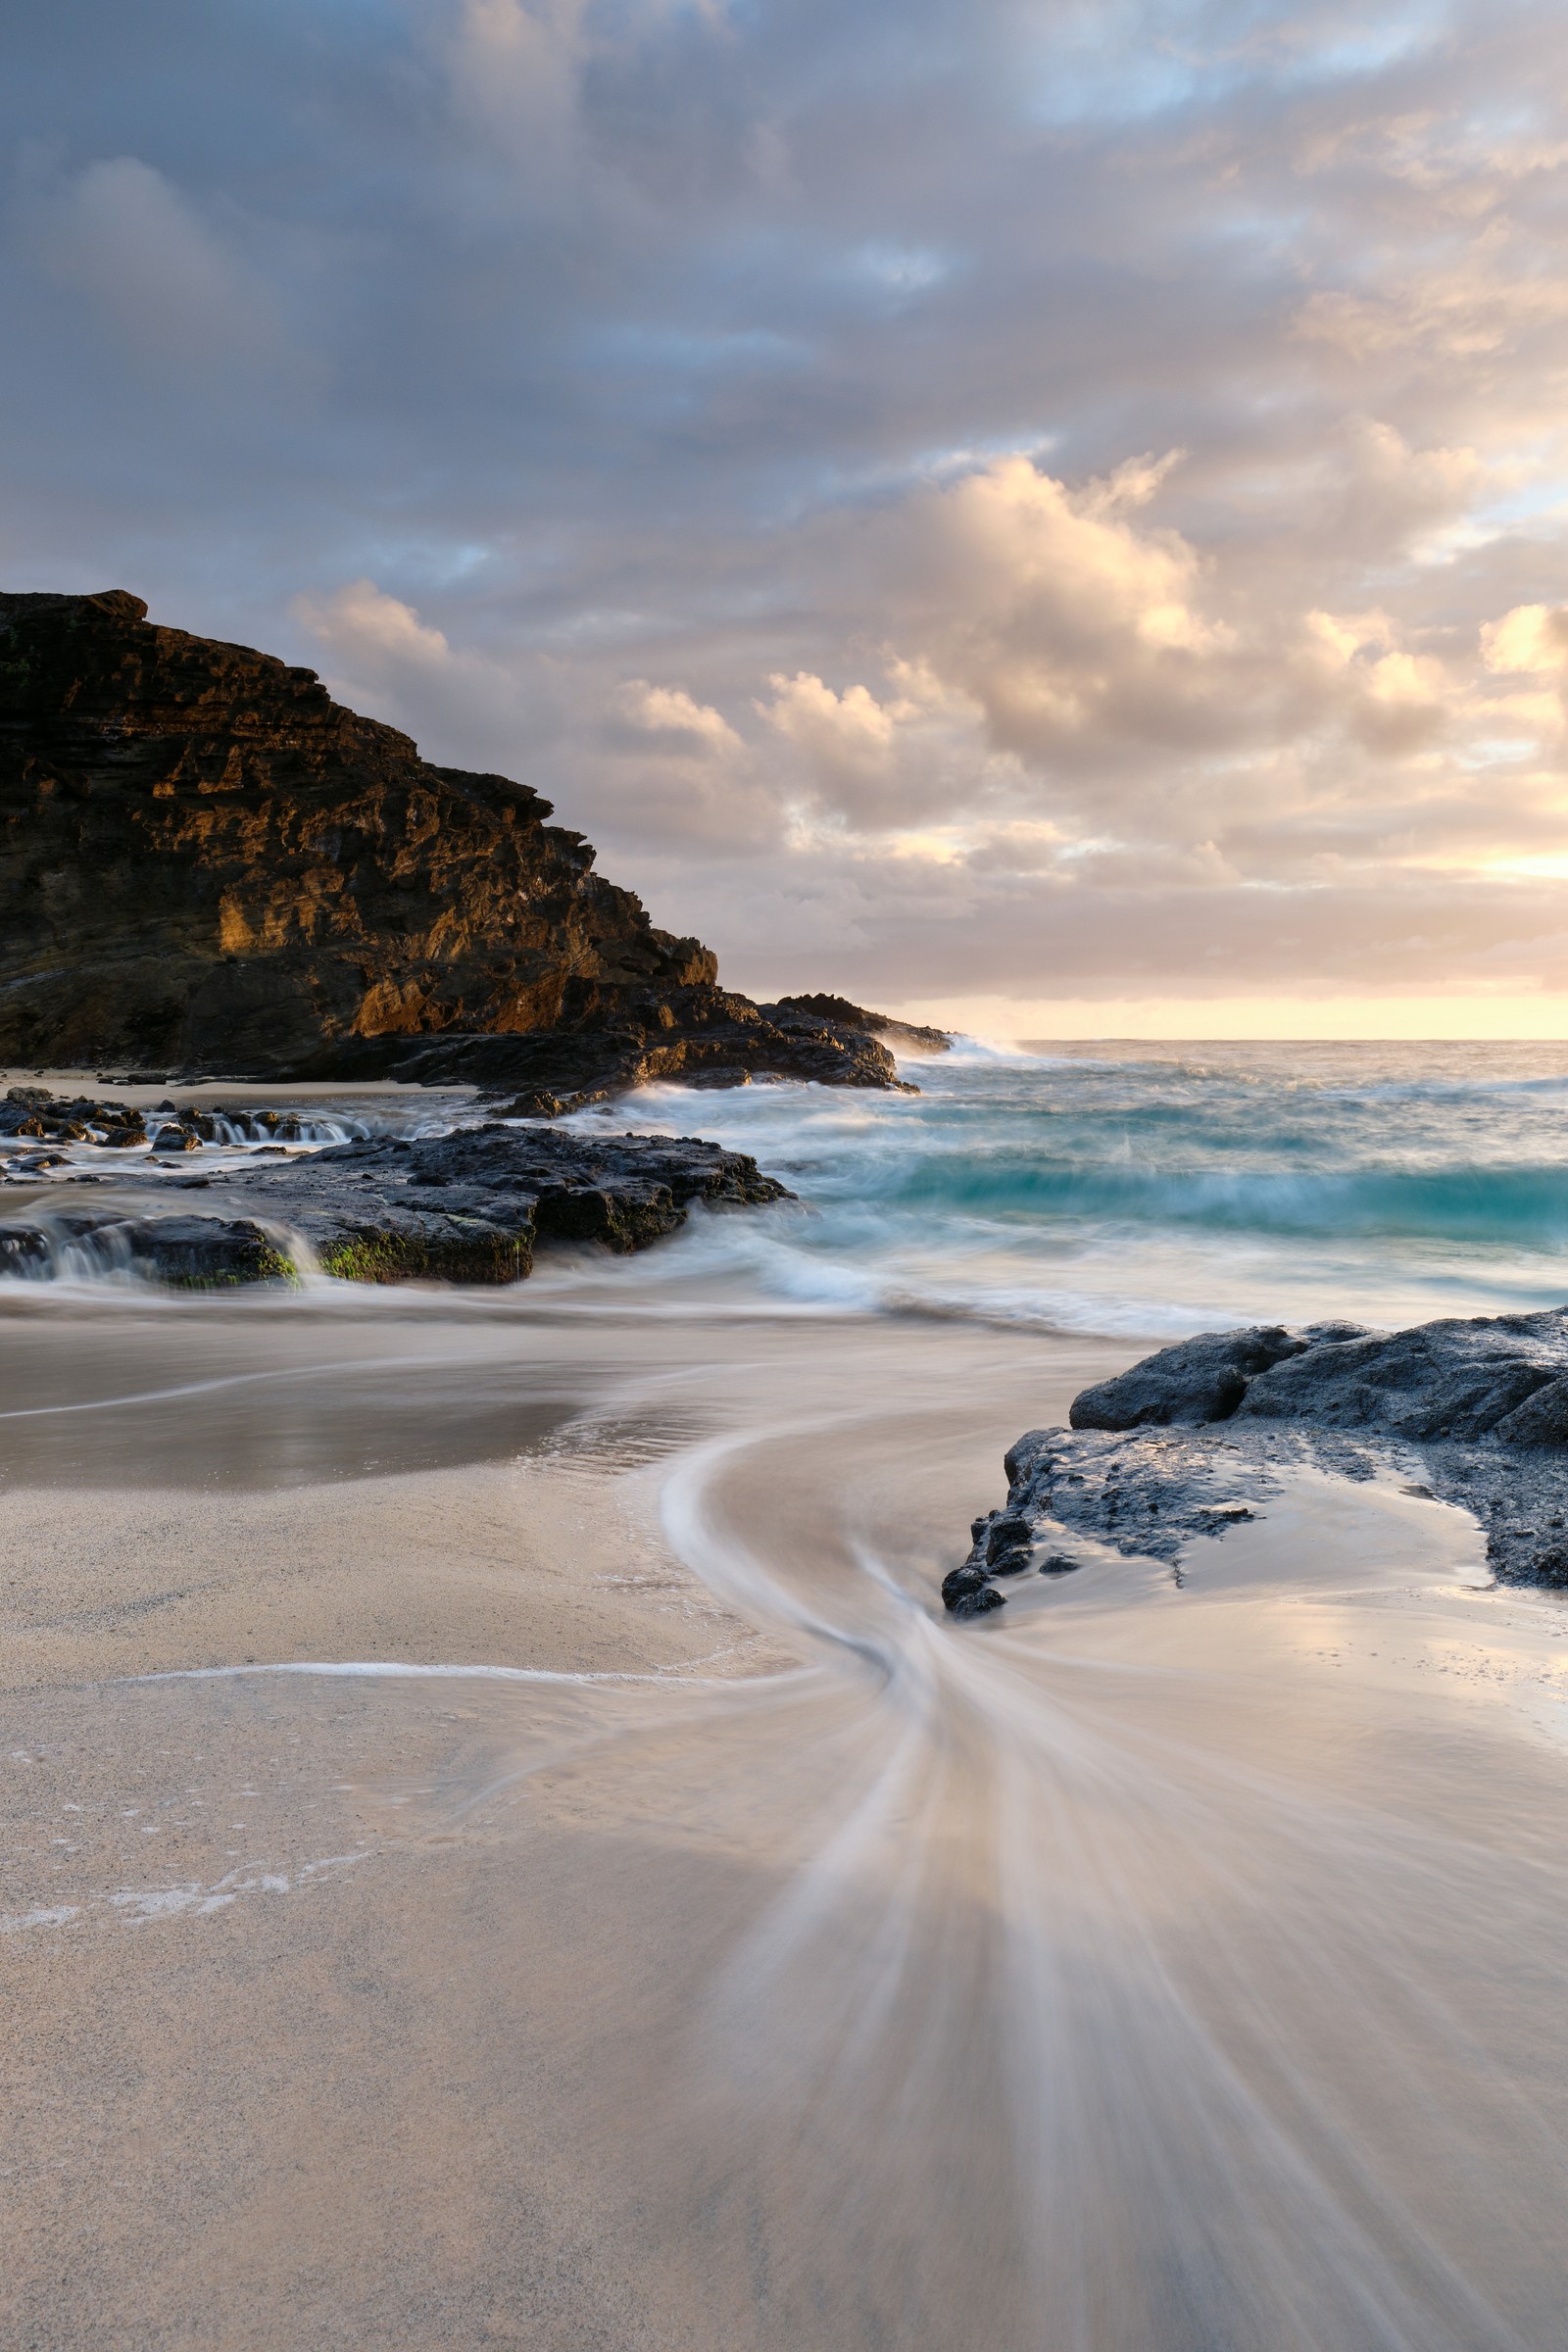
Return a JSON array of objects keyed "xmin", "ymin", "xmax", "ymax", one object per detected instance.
[
  {"xmin": 1482, "ymin": 605, "xmax": 1568, "ymax": 675},
  {"xmin": 293, "ymin": 580, "xmax": 453, "ymax": 672},
  {"xmin": 621, "ymin": 680, "xmax": 742, "ymax": 758}
]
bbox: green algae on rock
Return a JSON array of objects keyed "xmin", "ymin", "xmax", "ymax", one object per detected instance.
[{"xmin": 0, "ymin": 1122, "xmax": 789, "ymax": 1289}]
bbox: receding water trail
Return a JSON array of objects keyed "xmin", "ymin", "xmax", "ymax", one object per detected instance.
[
  {"xmin": 11, "ymin": 1046, "xmax": 1568, "ymax": 2345},
  {"xmin": 560, "ymin": 1414, "xmax": 1568, "ymax": 2350}
]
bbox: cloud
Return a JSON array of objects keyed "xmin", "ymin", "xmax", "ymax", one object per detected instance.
[
  {"xmin": 885, "ymin": 452, "xmax": 1236, "ymax": 762},
  {"xmin": 292, "ymin": 580, "xmax": 453, "ymax": 673},
  {"xmin": 7, "ymin": 0, "xmax": 1568, "ymax": 1015},
  {"xmin": 1482, "ymin": 604, "xmax": 1568, "ymax": 675},
  {"xmin": 26, "ymin": 156, "xmax": 290, "ymax": 371},
  {"xmin": 621, "ymin": 679, "xmax": 742, "ymax": 758}
]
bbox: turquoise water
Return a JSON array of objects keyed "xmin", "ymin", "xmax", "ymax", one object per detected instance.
[{"xmin": 597, "ymin": 1040, "xmax": 1568, "ymax": 1339}]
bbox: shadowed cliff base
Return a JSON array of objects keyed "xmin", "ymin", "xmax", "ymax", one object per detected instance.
[{"xmin": 0, "ymin": 591, "xmax": 907, "ymax": 1103}]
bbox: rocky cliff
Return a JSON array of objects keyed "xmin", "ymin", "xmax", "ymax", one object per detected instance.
[{"xmin": 0, "ymin": 590, "xmax": 902, "ymax": 1098}]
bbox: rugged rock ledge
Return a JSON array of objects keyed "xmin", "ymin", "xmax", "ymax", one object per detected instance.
[
  {"xmin": 359, "ymin": 986, "xmax": 911, "ymax": 1111},
  {"xmin": 0, "ymin": 1121, "xmax": 788, "ymax": 1287},
  {"xmin": 769, "ymin": 994, "xmax": 952, "ymax": 1056},
  {"xmin": 0, "ymin": 589, "xmax": 908, "ymax": 1103},
  {"xmin": 945, "ymin": 1307, "xmax": 1568, "ymax": 1616}
]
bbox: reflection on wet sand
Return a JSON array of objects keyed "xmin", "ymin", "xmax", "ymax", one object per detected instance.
[{"xmin": 6, "ymin": 1268, "xmax": 1568, "ymax": 2349}]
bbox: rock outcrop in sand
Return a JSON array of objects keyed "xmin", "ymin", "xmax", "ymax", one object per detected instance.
[
  {"xmin": 946, "ymin": 1308, "xmax": 1568, "ymax": 1615},
  {"xmin": 0, "ymin": 590, "xmax": 904, "ymax": 1101}
]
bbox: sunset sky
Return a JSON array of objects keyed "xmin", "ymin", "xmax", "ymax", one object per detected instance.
[{"xmin": 7, "ymin": 0, "xmax": 1568, "ymax": 1036}]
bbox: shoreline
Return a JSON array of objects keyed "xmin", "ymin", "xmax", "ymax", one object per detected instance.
[
  {"xmin": 13, "ymin": 1051, "xmax": 1568, "ymax": 2345},
  {"xmin": 12, "ymin": 1273, "xmax": 1568, "ymax": 2348}
]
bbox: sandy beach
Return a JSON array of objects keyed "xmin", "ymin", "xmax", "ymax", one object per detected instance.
[
  {"xmin": 2, "ymin": 1269, "xmax": 1116, "ymax": 2347},
  {"xmin": 10, "ymin": 1238, "xmax": 1568, "ymax": 2349}
]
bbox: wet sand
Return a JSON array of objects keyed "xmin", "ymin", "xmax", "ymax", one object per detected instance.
[{"xmin": 8, "ymin": 1265, "xmax": 1568, "ymax": 2348}]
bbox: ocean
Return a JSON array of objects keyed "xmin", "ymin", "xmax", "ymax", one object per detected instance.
[
  {"xmin": 12, "ymin": 1038, "xmax": 1568, "ymax": 1338},
  {"xmin": 572, "ymin": 1037, "xmax": 1568, "ymax": 1339}
]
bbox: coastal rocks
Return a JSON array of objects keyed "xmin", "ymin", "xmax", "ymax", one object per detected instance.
[
  {"xmin": 0, "ymin": 1122, "xmax": 789, "ymax": 1287},
  {"xmin": 225, "ymin": 1122, "xmax": 790, "ymax": 1279},
  {"xmin": 372, "ymin": 983, "xmax": 913, "ymax": 1105},
  {"xmin": 946, "ymin": 1304, "xmax": 1568, "ymax": 1614},
  {"xmin": 1070, "ymin": 1325, "xmax": 1309, "ymax": 1428},
  {"xmin": 766, "ymin": 994, "xmax": 953, "ymax": 1056},
  {"xmin": 1081, "ymin": 1312, "xmax": 1568, "ymax": 1447},
  {"xmin": 941, "ymin": 1568, "xmax": 1007, "ymax": 1620},
  {"xmin": 0, "ymin": 1210, "xmax": 292, "ymax": 1286},
  {"xmin": 2, "ymin": 1089, "xmax": 154, "ymax": 1154},
  {"xmin": 0, "ymin": 590, "xmax": 911, "ymax": 1105}
]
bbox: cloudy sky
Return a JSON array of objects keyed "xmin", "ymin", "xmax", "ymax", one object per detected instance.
[{"xmin": 7, "ymin": 0, "xmax": 1568, "ymax": 1034}]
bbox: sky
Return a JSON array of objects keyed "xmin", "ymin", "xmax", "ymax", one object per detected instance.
[{"xmin": 6, "ymin": 0, "xmax": 1568, "ymax": 1037}]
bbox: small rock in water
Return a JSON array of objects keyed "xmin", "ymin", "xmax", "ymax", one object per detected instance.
[
  {"xmin": 500, "ymin": 1090, "xmax": 565, "ymax": 1120},
  {"xmin": 984, "ymin": 1515, "xmax": 1034, "ymax": 1564},
  {"xmin": 1038, "ymin": 1552, "xmax": 1082, "ymax": 1576},
  {"xmin": 951, "ymin": 1584, "xmax": 1005, "ymax": 1620}
]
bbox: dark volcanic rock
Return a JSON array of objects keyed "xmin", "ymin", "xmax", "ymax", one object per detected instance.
[
  {"xmin": 0, "ymin": 1087, "xmax": 145, "ymax": 1144},
  {"xmin": 946, "ymin": 1303, "xmax": 1568, "ymax": 1614},
  {"xmin": 765, "ymin": 993, "xmax": 952, "ymax": 1055},
  {"xmin": 1070, "ymin": 1325, "xmax": 1308, "ymax": 1428},
  {"xmin": 374, "ymin": 984, "xmax": 912, "ymax": 1105},
  {"xmin": 0, "ymin": 1122, "xmax": 790, "ymax": 1287},
  {"xmin": 0, "ymin": 590, "xmax": 908, "ymax": 1104},
  {"xmin": 0, "ymin": 1210, "xmax": 292, "ymax": 1287}
]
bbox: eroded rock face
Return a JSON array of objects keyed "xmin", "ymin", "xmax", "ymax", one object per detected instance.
[
  {"xmin": 1, "ymin": 590, "xmax": 886, "ymax": 1095},
  {"xmin": 0, "ymin": 1122, "xmax": 789, "ymax": 1287},
  {"xmin": 766, "ymin": 994, "xmax": 953, "ymax": 1055},
  {"xmin": 368, "ymin": 985, "xmax": 912, "ymax": 1105},
  {"xmin": 1070, "ymin": 1325, "xmax": 1310, "ymax": 1429},
  {"xmin": 948, "ymin": 1305, "xmax": 1568, "ymax": 1614},
  {"xmin": 1074, "ymin": 1312, "xmax": 1568, "ymax": 1445}
]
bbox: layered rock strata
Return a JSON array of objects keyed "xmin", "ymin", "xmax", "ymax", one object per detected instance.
[
  {"xmin": 0, "ymin": 590, "xmax": 906, "ymax": 1101},
  {"xmin": 945, "ymin": 1307, "xmax": 1568, "ymax": 1616},
  {"xmin": 0, "ymin": 1122, "xmax": 788, "ymax": 1287}
]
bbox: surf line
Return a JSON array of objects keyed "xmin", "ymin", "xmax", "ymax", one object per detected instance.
[
  {"xmin": 0, "ymin": 1352, "xmax": 493, "ymax": 1421},
  {"xmin": 118, "ymin": 1656, "xmax": 818, "ymax": 1690}
]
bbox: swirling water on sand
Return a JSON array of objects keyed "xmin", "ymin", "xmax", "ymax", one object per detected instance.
[{"xmin": 8, "ymin": 1041, "xmax": 1568, "ymax": 2347}]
